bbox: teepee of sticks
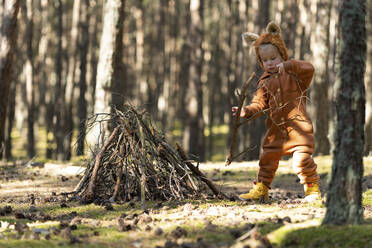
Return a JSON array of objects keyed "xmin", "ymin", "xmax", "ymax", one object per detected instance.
[{"xmin": 74, "ymin": 105, "xmax": 229, "ymax": 204}]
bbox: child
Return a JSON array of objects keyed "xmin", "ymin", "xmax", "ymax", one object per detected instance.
[{"xmin": 232, "ymin": 22, "xmax": 321, "ymax": 202}]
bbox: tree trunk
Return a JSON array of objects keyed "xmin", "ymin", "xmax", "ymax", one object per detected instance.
[
  {"xmin": 88, "ymin": 0, "xmax": 125, "ymax": 145},
  {"xmin": 34, "ymin": 0, "xmax": 53, "ymax": 159},
  {"xmin": 225, "ymin": 0, "xmax": 236, "ymax": 159},
  {"xmin": 111, "ymin": 0, "xmax": 125, "ymax": 114},
  {"xmin": 22, "ymin": 0, "xmax": 36, "ymax": 158},
  {"xmin": 88, "ymin": 0, "xmax": 101, "ymax": 116},
  {"xmin": 62, "ymin": 0, "xmax": 81, "ymax": 160},
  {"xmin": 207, "ymin": 23, "xmax": 221, "ymax": 160},
  {"xmin": 246, "ymin": 0, "xmax": 270, "ymax": 161},
  {"xmin": 158, "ymin": 0, "xmax": 170, "ymax": 132},
  {"xmin": 364, "ymin": 0, "xmax": 372, "ymax": 156},
  {"xmin": 281, "ymin": 0, "xmax": 298, "ymax": 58},
  {"xmin": 310, "ymin": 0, "xmax": 332, "ymax": 155},
  {"xmin": 134, "ymin": 0, "xmax": 146, "ymax": 108},
  {"xmin": 5, "ymin": 82, "xmax": 16, "ymax": 159},
  {"xmin": 53, "ymin": 0, "xmax": 65, "ymax": 160},
  {"xmin": 183, "ymin": 0, "xmax": 205, "ymax": 161},
  {"xmin": 76, "ymin": 0, "xmax": 90, "ymax": 156},
  {"xmin": 298, "ymin": 0, "xmax": 311, "ymax": 60},
  {"xmin": 178, "ymin": 0, "xmax": 190, "ymax": 136},
  {"xmin": 323, "ymin": 0, "xmax": 366, "ymax": 225},
  {"xmin": 167, "ymin": 0, "xmax": 178, "ymax": 139},
  {"xmin": 0, "ymin": 0, "xmax": 21, "ymax": 159}
]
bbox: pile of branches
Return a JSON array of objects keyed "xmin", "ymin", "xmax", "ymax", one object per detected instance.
[{"xmin": 74, "ymin": 105, "xmax": 228, "ymax": 204}]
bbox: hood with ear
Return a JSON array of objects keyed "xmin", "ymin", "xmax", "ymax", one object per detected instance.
[{"xmin": 242, "ymin": 21, "xmax": 288, "ymax": 69}]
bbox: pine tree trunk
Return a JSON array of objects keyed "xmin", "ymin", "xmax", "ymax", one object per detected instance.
[
  {"xmin": 5, "ymin": 82, "xmax": 16, "ymax": 159},
  {"xmin": 110, "ymin": 0, "xmax": 125, "ymax": 114},
  {"xmin": 298, "ymin": 0, "xmax": 311, "ymax": 60},
  {"xmin": 76, "ymin": 0, "xmax": 90, "ymax": 156},
  {"xmin": 22, "ymin": 0, "xmax": 36, "ymax": 158},
  {"xmin": 34, "ymin": 0, "xmax": 53, "ymax": 159},
  {"xmin": 88, "ymin": 1, "xmax": 101, "ymax": 116},
  {"xmin": 323, "ymin": 0, "xmax": 366, "ymax": 225},
  {"xmin": 281, "ymin": 0, "xmax": 298, "ymax": 58},
  {"xmin": 53, "ymin": 0, "xmax": 65, "ymax": 160},
  {"xmin": 167, "ymin": 0, "xmax": 178, "ymax": 139},
  {"xmin": 364, "ymin": 0, "xmax": 372, "ymax": 156},
  {"xmin": 53, "ymin": 0, "xmax": 66, "ymax": 161},
  {"xmin": 63, "ymin": 0, "xmax": 81, "ymax": 160},
  {"xmin": 246, "ymin": 0, "xmax": 270, "ymax": 161},
  {"xmin": 183, "ymin": 0, "xmax": 205, "ymax": 161},
  {"xmin": 178, "ymin": 0, "xmax": 190, "ymax": 136},
  {"xmin": 207, "ymin": 26, "xmax": 221, "ymax": 160},
  {"xmin": 134, "ymin": 0, "xmax": 146, "ymax": 108},
  {"xmin": 88, "ymin": 0, "xmax": 125, "ymax": 145},
  {"xmin": 159, "ymin": 0, "xmax": 170, "ymax": 132},
  {"xmin": 310, "ymin": 0, "xmax": 332, "ymax": 155},
  {"xmin": 0, "ymin": 0, "xmax": 21, "ymax": 158}
]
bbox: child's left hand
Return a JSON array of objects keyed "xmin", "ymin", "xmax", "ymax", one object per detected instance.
[{"xmin": 276, "ymin": 63, "xmax": 284, "ymax": 74}]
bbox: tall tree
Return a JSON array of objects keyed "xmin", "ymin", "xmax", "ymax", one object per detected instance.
[
  {"xmin": 245, "ymin": 0, "xmax": 270, "ymax": 160},
  {"xmin": 364, "ymin": 0, "xmax": 372, "ymax": 155},
  {"xmin": 225, "ymin": 0, "xmax": 237, "ymax": 159},
  {"xmin": 76, "ymin": 0, "xmax": 91, "ymax": 156},
  {"xmin": 5, "ymin": 82, "xmax": 16, "ymax": 159},
  {"xmin": 53, "ymin": 0, "xmax": 65, "ymax": 160},
  {"xmin": 158, "ymin": 0, "xmax": 170, "ymax": 132},
  {"xmin": 64, "ymin": 0, "xmax": 81, "ymax": 160},
  {"xmin": 282, "ymin": 0, "xmax": 298, "ymax": 58},
  {"xmin": 87, "ymin": 0, "xmax": 101, "ymax": 116},
  {"xmin": 226, "ymin": 0, "xmax": 245, "ymax": 161},
  {"xmin": 88, "ymin": 0, "xmax": 125, "ymax": 146},
  {"xmin": 310, "ymin": 0, "xmax": 332, "ymax": 155},
  {"xmin": 183, "ymin": 0, "xmax": 205, "ymax": 161},
  {"xmin": 178, "ymin": 0, "xmax": 190, "ymax": 137},
  {"xmin": 133, "ymin": 0, "xmax": 146, "ymax": 108},
  {"xmin": 22, "ymin": 0, "xmax": 36, "ymax": 158},
  {"xmin": 110, "ymin": 0, "xmax": 125, "ymax": 114},
  {"xmin": 323, "ymin": 0, "xmax": 366, "ymax": 225},
  {"xmin": 0, "ymin": 0, "xmax": 21, "ymax": 159},
  {"xmin": 38, "ymin": 0, "xmax": 54, "ymax": 159}
]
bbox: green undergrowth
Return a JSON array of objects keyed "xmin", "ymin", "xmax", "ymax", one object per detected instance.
[{"xmin": 270, "ymin": 221, "xmax": 372, "ymax": 248}]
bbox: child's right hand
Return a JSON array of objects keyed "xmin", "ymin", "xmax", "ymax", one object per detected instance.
[{"xmin": 232, "ymin": 106, "xmax": 248, "ymax": 118}]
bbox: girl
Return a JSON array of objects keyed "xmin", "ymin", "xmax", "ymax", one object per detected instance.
[{"xmin": 232, "ymin": 22, "xmax": 321, "ymax": 202}]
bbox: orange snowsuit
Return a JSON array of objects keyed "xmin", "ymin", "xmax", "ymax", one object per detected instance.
[{"xmin": 243, "ymin": 59, "xmax": 320, "ymax": 187}]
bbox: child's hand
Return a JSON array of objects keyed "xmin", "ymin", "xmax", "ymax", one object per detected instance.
[
  {"xmin": 232, "ymin": 106, "xmax": 248, "ymax": 118},
  {"xmin": 277, "ymin": 63, "xmax": 284, "ymax": 74}
]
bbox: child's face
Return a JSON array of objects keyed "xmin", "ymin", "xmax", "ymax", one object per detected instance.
[{"xmin": 259, "ymin": 44, "xmax": 283, "ymax": 73}]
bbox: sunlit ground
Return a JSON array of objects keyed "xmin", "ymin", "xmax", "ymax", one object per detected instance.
[
  {"xmin": 0, "ymin": 155, "xmax": 372, "ymax": 247},
  {"xmin": 2, "ymin": 126, "xmax": 372, "ymax": 247}
]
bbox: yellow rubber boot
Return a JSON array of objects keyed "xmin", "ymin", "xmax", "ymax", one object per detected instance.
[
  {"xmin": 239, "ymin": 182, "xmax": 269, "ymax": 202},
  {"xmin": 304, "ymin": 182, "xmax": 321, "ymax": 202}
]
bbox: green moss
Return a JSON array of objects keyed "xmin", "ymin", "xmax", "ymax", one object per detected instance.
[
  {"xmin": 257, "ymin": 222, "xmax": 284, "ymax": 235},
  {"xmin": 363, "ymin": 189, "xmax": 372, "ymax": 205},
  {"xmin": 270, "ymin": 221, "xmax": 372, "ymax": 248}
]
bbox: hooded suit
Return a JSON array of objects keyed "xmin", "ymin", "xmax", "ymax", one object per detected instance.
[{"xmin": 242, "ymin": 22, "xmax": 320, "ymax": 187}]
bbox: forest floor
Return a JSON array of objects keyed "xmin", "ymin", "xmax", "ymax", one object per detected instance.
[{"xmin": 1, "ymin": 156, "xmax": 372, "ymax": 247}]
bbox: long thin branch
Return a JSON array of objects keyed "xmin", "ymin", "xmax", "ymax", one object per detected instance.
[
  {"xmin": 83, "ymin": 126, "xmax": 120, "ymax": 203},
  {"xmin": 225, "ymin": 72, "xmax": 256, "ymax": 166}
]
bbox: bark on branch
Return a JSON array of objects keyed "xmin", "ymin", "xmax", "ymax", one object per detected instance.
[
  {"xmin": 225, "ymin": 72, "xmax": 256, "ymax": 166},
  {"xmin": 83, "ymin": 126, "xmax": 120, "ymax": 203}
]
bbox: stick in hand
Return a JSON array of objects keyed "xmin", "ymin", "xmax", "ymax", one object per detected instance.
[{"xmin": 225, "ymin": 72, "xmax": 256, "ymax": 166}]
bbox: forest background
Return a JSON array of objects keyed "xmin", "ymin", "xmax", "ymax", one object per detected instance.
[{"xmin": 0, "ymin": 0, "xmax": 371, "ymax": 163}]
